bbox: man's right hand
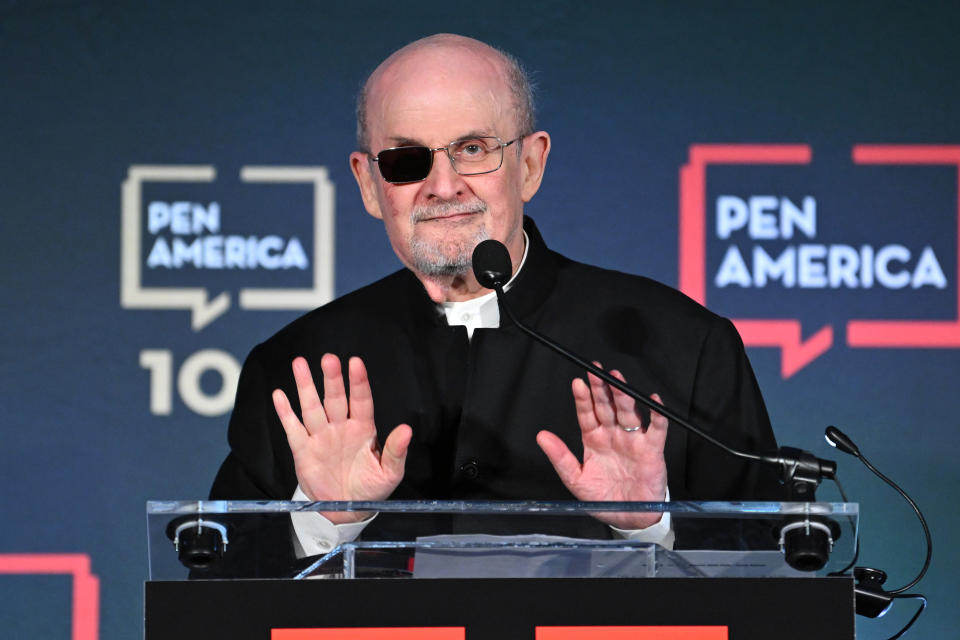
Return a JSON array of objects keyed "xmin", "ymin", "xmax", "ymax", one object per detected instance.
[{"xmin": 272, "ymin": 354, "xmax": 412, "ymax": 524}]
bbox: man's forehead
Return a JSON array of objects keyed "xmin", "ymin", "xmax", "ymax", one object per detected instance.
[
  {"xmin": 365, "ymin": 44, "xmax": 515, "ymax": 144},
  {"xmin": 375, "ymin": 89, "xmax": 504, "ymax": 140}
]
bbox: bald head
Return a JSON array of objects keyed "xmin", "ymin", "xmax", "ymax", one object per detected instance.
[{"xmin": 356, "ymin": 34, "xmax": 534, "ymax": 151}]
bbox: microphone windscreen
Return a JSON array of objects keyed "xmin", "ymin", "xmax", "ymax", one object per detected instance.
[
  {"xmin": 825, "ymin": 426, "xmax": 860, "ymax": 457},
  {"xmin": 472, "ymin": 239, "xmax": 512, "ymax": 289}
]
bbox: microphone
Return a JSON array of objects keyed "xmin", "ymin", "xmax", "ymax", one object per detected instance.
[
  {"xmin": 165, "ymin": 515, "xmax": 230, "ymax": 569},
  {"xmin": 825, "ymin": 425, "xmax": 931, "ymax": 626},
  {"xmin": 824, "ymin": 425, "xmax": 859, "ymax": 457},
  {"xmin": 472, "ymin": 239, "xmax": 840, "ymax": 570},
  {"xmin": 472, "ymin": 239, "xmax": 513, "ymax": 289}
]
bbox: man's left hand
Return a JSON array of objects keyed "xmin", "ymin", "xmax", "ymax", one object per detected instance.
[{"xmin": 536, "ymin": 366, "xmax": 668, "ymax": 530}]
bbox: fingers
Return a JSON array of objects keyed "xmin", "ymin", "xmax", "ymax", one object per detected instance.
[
  {"xmin": 320, "ymin": 353, "xmax": 348, "ymax": 423},
  {"xmin": 381, "ymin": 424, "xmax": 412, "ymax": 481},
  {"xmin": 272, "ymin": 388, "xmax": 307, "ymax": 448},
  {"xmin": 292, "ymin": 356, "xmax": 326, "ymax": 433},
  {"xmin": 575, "ymin": 364, "xmax": 638, "ymax": 432},
  {"xmin": 586, "ymin": 362, "xmax": 616, "ymax": 426},
  {"xmin": 347, "ymin": 356, "xmax": 375, "ymax": 422},
  {"xmin": 577, "ymin": 365, "xmax": 669, "ymax": 441},
  {"xmin": 536, "ymin": 429, "xmax": 582, "ymax": 490},
  {"xmin": 290, "ymin": 355, "xmax": 373, "ymax": 427},
  {"xmin": 572, "ymin": 377, "xmax": 600, "ymax": 432},
  {"xmin": 609, "ymin": 369, "xmax": 644, "ymax": 431},
  {"xmin": 646, "ymin": 392, "xmax": 669, "ymax": 447}
]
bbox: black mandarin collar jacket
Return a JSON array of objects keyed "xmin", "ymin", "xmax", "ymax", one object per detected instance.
[{"xmin": 212, "ymin": 217, "xmax": 782, "ymax": 541}]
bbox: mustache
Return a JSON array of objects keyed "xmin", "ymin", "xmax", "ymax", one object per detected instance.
[{"xmin": 410, "ymin": 199, "xmax": 488, "ymax": 223}]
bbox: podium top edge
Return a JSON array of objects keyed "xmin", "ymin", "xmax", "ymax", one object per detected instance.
[{"xmin": 146, "ymin": 499, "xmax": 858, "ymax": 516}]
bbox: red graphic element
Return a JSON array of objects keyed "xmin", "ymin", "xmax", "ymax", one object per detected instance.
[
  {"xmin": 272, "ymin": 628, "xmax": 464, "ymax": 639},
  {"xmin": 679, "ymin": 144, "xmax": 834, "ymax": 378},
  {"xmin": 847, "ymin": 145, "xmax": 960, "ymax": 347},
  {"xmin": 537, "ymin": 626, "xmax": 728, "ymax": 639},
  {"xmin": 272, "ymin": 627, "xmax": 724, "ymax": 640},
  {"xmin": 0, "ymin": 553, "xmax": 99, "ymax": 640},
  {"xmin": 733, "ymin": 319, "xmax": 834, "ymax": 379}
]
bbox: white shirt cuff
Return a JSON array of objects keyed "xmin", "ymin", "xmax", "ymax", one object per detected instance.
[
  {"xmin": 608, "ymin": 486, "xmax": 675, "ymax": 549},
  {"xmin": 290, "ymin": 485, "xmax": 375, "ymax": 558},
  {"xmin": 290, "ymin": 485, "xmax": 675, "ymax": 555}
]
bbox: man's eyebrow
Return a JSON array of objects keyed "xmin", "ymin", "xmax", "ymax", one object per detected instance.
[
  {"xmin": 386, "ymin": 136, "xmax": 425, "ymax": 147},
  {"xmin": 385, "ymin": 130, "xmax": 497, "ymax": 147},
  {"xmin": 455, "ymin": 130, "xmax": 496, "ymax": 140}
]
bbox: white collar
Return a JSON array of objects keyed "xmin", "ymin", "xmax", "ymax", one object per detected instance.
[{"xmin": 440, "ymin": 230, "xmax": 529, "ymax": 337}]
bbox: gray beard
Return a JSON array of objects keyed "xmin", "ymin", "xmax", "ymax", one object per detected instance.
[{"xmin": 408, "ymin": 200, "xmax": 490, "ymax": 277}]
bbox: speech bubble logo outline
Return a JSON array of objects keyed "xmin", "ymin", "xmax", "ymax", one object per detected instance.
[
  {"xmin": 678, "ymin": 145, "xmax": 834, "ymax": 379},
  {"xmin": 0, "ymin": 553, "xmax": 99, "ymax": 640},
  {"xmin": 237, "ymin": 166, "xmax": 334, "ymax": 312},
  {"xmin": 846, "ymin": 145, "xmax": 960, "ymax": 347},
  {"xmin": 120, "ymin": 164, "xmax": 334, "ymax": 331}
]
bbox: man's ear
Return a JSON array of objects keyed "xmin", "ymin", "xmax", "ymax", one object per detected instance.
[
  {"xmin": 519, "ymin": 131, "xmax": 551, "ymax": 202},
  {"xmin": 350, "ymin": 151, "xmax": 384, "ymax": 219}
]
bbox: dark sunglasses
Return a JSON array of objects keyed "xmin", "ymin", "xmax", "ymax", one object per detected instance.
[{"xmin": 370, "ymin": 136, "xmax": 522, "ymax": 184}]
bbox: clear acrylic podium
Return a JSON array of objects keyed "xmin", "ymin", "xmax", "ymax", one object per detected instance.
[{"xmin": 145, "ymin": 500, "xmax": 858, "ymax": 639}]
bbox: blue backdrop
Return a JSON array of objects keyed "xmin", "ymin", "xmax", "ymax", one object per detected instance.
[{"xmin": 1, "ymin": 2, "xmax": 957, "ymax": 638}]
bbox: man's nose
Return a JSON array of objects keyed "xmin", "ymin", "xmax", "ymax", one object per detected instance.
[{"xmin": 422, "ymin": 148, "xmax": 468, "ymax": 200}]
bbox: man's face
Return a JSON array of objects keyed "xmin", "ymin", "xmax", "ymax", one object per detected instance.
[{"xmin": 350, "ymin": 46, "xmax": 547, "ymax": 289}]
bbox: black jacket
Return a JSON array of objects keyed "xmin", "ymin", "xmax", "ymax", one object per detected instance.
[{"xmin": 211, "ymin": 218, "xmax": 783, "ymax": 542}]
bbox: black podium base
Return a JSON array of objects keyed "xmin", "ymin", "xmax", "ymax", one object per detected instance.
[{"xmin": 145, "ymin": 577, "xmax": 854, "ymax": 640}]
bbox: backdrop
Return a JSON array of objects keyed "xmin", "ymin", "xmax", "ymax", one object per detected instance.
[{"xmin": 1, "ymin": 2, "xmax": 957, "ymax": 638}]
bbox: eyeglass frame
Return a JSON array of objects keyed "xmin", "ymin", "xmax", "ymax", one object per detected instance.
[{"xmin": 367, "ymin": 135, "xmax": 525, "ymax": 184}]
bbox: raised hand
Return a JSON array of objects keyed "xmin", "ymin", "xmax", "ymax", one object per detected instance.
[
  {"xmin": 272, "ymin": 354, "xmax": 412, "ymax": 524},
  {"xmin": 536, "ymin": 366, "xmax": 668, "ymax": 530}
]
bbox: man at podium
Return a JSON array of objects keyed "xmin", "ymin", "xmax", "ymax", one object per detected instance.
[{"xmin": 210, "ymin": 34, "xmax": 783, "ymax": 557}]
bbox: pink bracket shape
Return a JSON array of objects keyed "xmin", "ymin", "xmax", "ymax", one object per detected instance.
[
  {"xmin": 0, "ymin": 553, "xmax": 99, "ymax": 640},
  {"xmin": 847, "ymin": 145, "xmax": 960, "ymax": 347},
  {"xmin": 679, "ymin": 144, "xmax": 833, "ymax": 379}
]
